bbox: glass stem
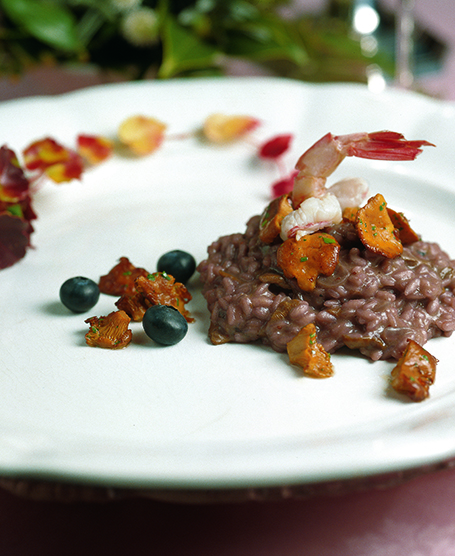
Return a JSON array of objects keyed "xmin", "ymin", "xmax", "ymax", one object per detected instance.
[{"xmin": 395, "ymin": 0, "xmax": 415, "ymax": 89}]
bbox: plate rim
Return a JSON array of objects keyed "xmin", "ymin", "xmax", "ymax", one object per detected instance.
[{"xmin": 2, "ymin": 76, "xmax": 455, "ymax": 490}]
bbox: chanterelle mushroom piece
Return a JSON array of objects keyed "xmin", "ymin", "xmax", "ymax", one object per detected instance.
[
  {"xmin": 387, "ymin": 208, "xmax": 420, "ymax": 245},
  {"xmin": 355, "ymin": 193, "xmax": 403, "ymax": 258},
  {"xmin": 259, "ymin": 194, "xmax": 293, "ymax": 244},
  {"xmin": 98, "ymin": 257, "xmax": 149, "ymax": 297},
  {"xmin": 390, "ymin": 340, "xmax": 438, "ymax": 401},
  {"xmin": 287, "ymin": 323, "xmax": 334, "ymax": 378},
  {"xmin": 85, "ymin": 310, "xmax": 132, "ymax": 349},
  {"xmin": 136, "ymin": 273, "xmax": 194, "ymax": 323},
  {"xmin": 277, "ymin": 232, "xmax": 340, "ymax": 291}
]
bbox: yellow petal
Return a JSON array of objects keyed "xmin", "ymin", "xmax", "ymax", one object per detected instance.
[
  {"xmin": 118, "ymin": 115, "xmax": 167, "ymax": 155},
  {"xmin": 202, "ymin": 114, "xmax": 259, "ymax": 143}
]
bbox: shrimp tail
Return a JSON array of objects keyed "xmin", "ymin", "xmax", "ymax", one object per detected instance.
[{"xmin": 341, "ymin": 131, "xmax": 435, "ymax": 161}]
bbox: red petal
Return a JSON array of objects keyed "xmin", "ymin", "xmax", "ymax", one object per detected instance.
[
  {"xmin": 259, "ymin": 134, "xmax": 293, "ymax": 159},
  {"xmin": 271, "ymin": 170, "xmax": 298, "ymax": 198},
  {"xmin": 0, "ymin": 145, "xmax": 30, "ymax": 202},
  {"xmin": 77, "ymin": 134, "xmax": 114, "ymax": 164},
  {"xmin": 0, "ymin": 212, "xmax": 33, "ymax": 269}
]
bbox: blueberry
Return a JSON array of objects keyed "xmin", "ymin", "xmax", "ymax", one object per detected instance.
[
  {"xmin": 142, "ymin": 305, "xmax": 188, "ymax": 346},
  {"xmin": 59, "ymin": 276, "xmax": 100, "ymax": 313},
  {"xmin": 157, "ymin": 250, "xmax": 196, "ymax": 283}
]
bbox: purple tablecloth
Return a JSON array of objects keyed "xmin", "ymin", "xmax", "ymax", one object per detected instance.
[
  {"xmin": 1, "ymin": 467, "xmax": 455, "ymax": 555},
  {"xmin": 1, "ymin": 1, "xmax": 455, "ymax": 554}
]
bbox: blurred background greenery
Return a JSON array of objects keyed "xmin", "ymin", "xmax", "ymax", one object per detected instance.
[{"xmin": 0, "ymin": 0, "xmax": 442, "ymax": 85}]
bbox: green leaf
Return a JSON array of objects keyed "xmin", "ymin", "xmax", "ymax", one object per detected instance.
[
  {"xmin": 226, "ymin": 13, "xmax": 308, "ymax": 66},
  {"xmin": 159, "ymin": 16, "xmax": 221, "ymax": 78},
  {"xmin": 293, "ymin": 16, "xmax": 394, "ymax": 81},
  {"xmin": 6, "ymin": 204, "xmax": 23, "ymax": 218},
  {"xmin": 1, "ymin": 0, "xmax": 84, "ymax": 52}
]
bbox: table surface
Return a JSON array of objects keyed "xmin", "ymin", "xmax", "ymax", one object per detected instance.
[
  {"xmin": 0, "ymin": 468, "xmax": 454, "ymax": 556},
  {"xmin": 1, "ymin": 1, "xmax": 455, "ymax": 555}
]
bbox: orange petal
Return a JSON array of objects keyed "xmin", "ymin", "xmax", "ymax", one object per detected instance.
[
  {"xmin": 23, "ymin": 137, "xmax": 71, "ymax": 170},
  {"xmin": 77, "ymin": 134, "xmax": 114, "ymax": 164},
  {"xmin": 202, "ymin": 114, "xmax": 260, "ymax": 143},
  {"xmin": 44, "ymin": 153, "xmax": 84, "ymax": 183},
  {"xmin": 118, "ymin": 115, "xmax": 167, "ymax": 155},
  {"xmin": 23, "ymin": 137, "xmax": 84, "ymax": 182}
]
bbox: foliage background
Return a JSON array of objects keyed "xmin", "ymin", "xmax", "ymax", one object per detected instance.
[{"xmin": 0, "ymin": 0, "xmax": 392, "ymax": 83}]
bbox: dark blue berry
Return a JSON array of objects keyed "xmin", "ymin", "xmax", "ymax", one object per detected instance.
[
  {"xmin": 59, "ymin": 276, "xmax": 100, "ymax": 313},
  {"xmin": 157, "ymin": 250, "xmax": 196, "ymax": 283},
  {"xmin": 142, "ymin": 305, "xmax": 188, "ymax": 345}
]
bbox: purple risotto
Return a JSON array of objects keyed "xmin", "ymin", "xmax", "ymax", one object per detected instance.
[
  {"xmin": 197, "ymin": 131, "xmax": 452, "ymax": 401},
  {"xmin": 198, "ymin": 214, "xmax": 455, "ymax": 361}
]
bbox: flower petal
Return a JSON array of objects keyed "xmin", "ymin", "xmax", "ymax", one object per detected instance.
[
  {"xmin": 77, "ymin": 134, "xmax": 114, "ymax": 164},
  {"xmin": 23, "ymin": 137, "xmax": 84, "ymax": 182},
  {"xmin": 271, "ymin": 170, "xmax": 298, "ymax": 198},
  {"xmin": 44, "ymin": 158, "xmax": 84, "ymax": 183},
  {"xmin": 0, "ymin": 145, "xmax": 30, "ymax": 202},
  {"xmin": 0, "ymin": 212, "xmax": 33, "ymax": 269},
  {"xmin": 118, "ymin": 116, "xmax": 167, "ymax": 155},
  {"xmin": 23, "ymin": 137, "xmax": 70, "ymax": 171},
  {"xmin": 259, "ymin": 134, "xmax": 293, "ymax": 159},
  {"xmin": 202, "ymin": 114, "xmax": 260, "ymax": 143},
  {"xmin": 0, "ymin": 146, "xmax": 36, "ymax": 269}
]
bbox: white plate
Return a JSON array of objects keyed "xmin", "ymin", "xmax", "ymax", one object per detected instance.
[{"xmin": 1, "ymin": 77, "xmax": 455, "ymax": 490}]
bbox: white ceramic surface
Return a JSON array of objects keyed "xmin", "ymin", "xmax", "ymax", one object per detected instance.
[{"xmin": 1, "ymin": 77, "xmax": 455, "ymax": 490}]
